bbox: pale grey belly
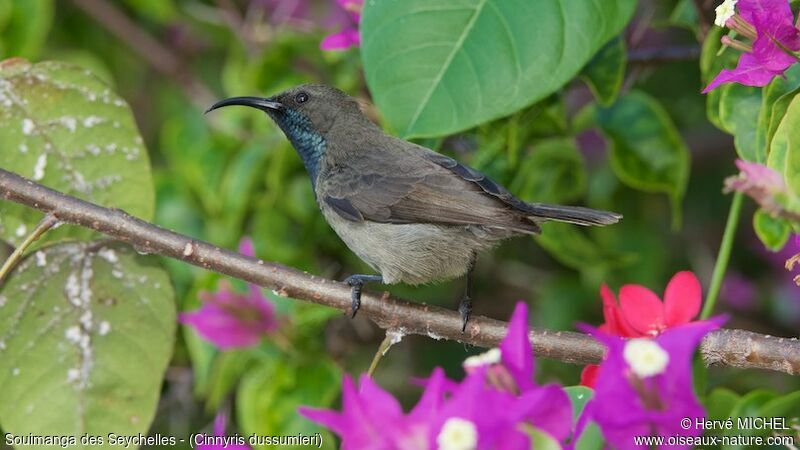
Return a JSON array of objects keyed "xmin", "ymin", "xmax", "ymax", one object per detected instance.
[{"xmin": 321, "ymin": 205, "xmax": 509, "ymax": 285}]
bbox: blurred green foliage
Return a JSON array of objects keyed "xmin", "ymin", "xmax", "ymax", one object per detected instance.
[{"xmin": 0, "ymin": 0, "xmax": 799, "ymax": 448}]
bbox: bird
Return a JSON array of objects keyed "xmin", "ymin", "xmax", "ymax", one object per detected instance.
[{"xmin": 206, "ymin": 84, "xmax": 621, "ymax": 331}]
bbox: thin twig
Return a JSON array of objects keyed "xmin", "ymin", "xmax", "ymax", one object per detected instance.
[
  {"xmin": 693, "ymin": 0, "xmax": 711, "ymax": 39},
  {"xmin": 0, "ymin": 213, "xmax": 58, "ymax": 284},
  {"xmin": 70, "ymin": 0, "xmax": 215, "ymax": 108},
  {"xmin": 628, "ymin": 46, "xmax": 701, "ymax": 65},
  {"xmin": 1, "ymin": 168, "xmax": 799, "ymax": 375}
]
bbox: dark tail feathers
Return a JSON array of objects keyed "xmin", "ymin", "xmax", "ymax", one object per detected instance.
[{"xmin": 526, "ymin": 203, "xmax": 622, "ymax": 227}]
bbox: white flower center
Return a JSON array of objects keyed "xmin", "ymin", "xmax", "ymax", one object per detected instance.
[
  {"xmin": 462, "ymin": 347, "xmax": 502, "ymax": 369},
  {"xmin": 714, "ymin": 0, "xmax": 738, "ymax": 27},
  {"xmin": 437, "ymin": 417, "xmax": 478, "ymax": 450},
  {"xmin": 623, "ymin": 339, "xmax": 669, "ymax": 378}
]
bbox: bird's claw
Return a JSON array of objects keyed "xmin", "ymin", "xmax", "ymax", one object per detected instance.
[
  {"xmin": 348, "ymin": 281, "xmax": 363, "ymax": 318},
  {"xmin": 458, "ymin": 296, "xmax": 472, "ymax": 333}
]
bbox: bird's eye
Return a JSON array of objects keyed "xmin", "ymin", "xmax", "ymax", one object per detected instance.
[{"xmin": 295, "ymin": 92, "xmax": 309, "ymax": 103}]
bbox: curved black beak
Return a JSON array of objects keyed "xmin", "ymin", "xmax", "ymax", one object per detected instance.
[{"xmin": 205, "ymin": 96, "xmax": 284, "ymax": 114}]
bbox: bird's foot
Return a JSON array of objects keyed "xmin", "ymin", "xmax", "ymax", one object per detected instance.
[
  {"xmin": 343, "ymin": 274, "xmax": 383, "ymax": 318},
  {"xmin": 458, "ymin": 295, "xmax": 472, "ymax": 333}
]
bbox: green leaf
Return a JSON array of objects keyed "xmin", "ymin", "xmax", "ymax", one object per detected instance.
[
  {"xmin": 237, "ymin": 357, "xmax": 340, "ymax": 450},
  {"xmin": 753, "ymin": 209, "xmax": 791, "ymax": 251},
  {"xmin": 704, "ymin": 388, "xmax": 741, "ymax": 422},
  {"xmin": 0, "ymin": 0, "xmax": 54, "ymax": 59},
  {"xmin": 703, "ymin": 388, "xmax": 740, "ymax": 438},
  {"xmin": 0, "ymin": 242, "xmax": 175, "ymax": 449},
  {"xmin": 783, "ymin": 95, "xmax": 800, "ymax": 198},
  {"xmin": 580, "ymin": 37, "xmax": 626, "ymax": 107},
  {"xmin": 596, "ymin": 91, "xmax": 690, "ymax": 227},
  {"xmin": 574, "ymin": 422, "xmax": 604, "ymax": 450},
  {"xmin": 564, "ymin": 386, "xmax": 593, "ymax": 419},
  {"xmin": 535, "ymin": 223, "xmax": 631, "ymax": 276},
  {"xmin": 508, "ymin": 138, "xmax": 587, "ymax": 204},
  {"xmin": 701, "ymin": 27, "xmax": 739, "ymax": 130},
  {"xmin": 759, "ymin": 390, "xmax": 800, "ymax": 419},
  {"xmin": 719, "ymin": 85, "xmax": 763, "ymax": 162},
  {"xmin": 0, "ymin": 59, "xmax": 155, "ymax": 247},
  {"xmin": 523, "ymin": 426, "xmax": 563, "ymax": 450},
  {"xmin": 756, "ymin": 65, "xmax": 800, "ymax": 160},
  {"xmin": 361, "ymin": 0, "xmax": 636, "ymax": 138},
  {"xmin": 765, "ymin": 86, "xmax": 800, "ymax": 159}
]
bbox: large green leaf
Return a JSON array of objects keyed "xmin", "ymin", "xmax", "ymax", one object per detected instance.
[
  {"xmin": 0, "ymin": 242, "xmax": 175, "ymax": 449},
  {"xmin": 0, "ymin": 59, "xmax": 155, "ymax": 247},
  {"xmin": 361, "ymin": 0, "xmax": 636, "ymax": 137},
  {"xmin": 596, "ymin": 91, "xmax": 690, "ymax": 227},
  {"xmin": 508, "ymin": 138, "xmax": 587, "ymax": 204}
]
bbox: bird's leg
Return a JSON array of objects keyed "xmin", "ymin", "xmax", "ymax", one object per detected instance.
[
  {"xmin": 343, "ymin": 274, "xmax": 384, "ymax": 318},
  {"xmin": 458, "ymin": 252, "xmax": 477, "ymax": 332}
]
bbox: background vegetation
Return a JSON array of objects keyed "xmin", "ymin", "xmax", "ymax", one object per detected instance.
[{"xmin": 0, "ymin": 0, "xmax": 798, "ymax": 448}]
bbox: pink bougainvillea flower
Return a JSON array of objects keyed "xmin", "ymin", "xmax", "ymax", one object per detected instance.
[
  {"xmin": 300, "ymin": 302, "xmax": 573, "ymax": 449},
  {"xmin": 196, "ymin": 413, "xmax": 251, "ymax": 450},
  {"xmin": 704, "ymin": 0, "xmax": 800, "ymax": 92},
  {"xmin": 724, "ymin": 159, "xmax": 790, "ymax": 215},
  {"xmin": 320, "ymin": 0, "xmax": 362, "ymax": 50},
  {"xmin": 179, "ymin": 238, "xmax": 278, "ymax": 349},
  {"xmin": 581, "ymin": 271, "xmax": 703, "ymax": 388},
  {"xmin": 576, "ymin": 317, "xmax": 725, "ymax": 450}
]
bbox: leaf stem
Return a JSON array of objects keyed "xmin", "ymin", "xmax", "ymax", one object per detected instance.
[
  {"xmin": 701, "ymin": 191, "xmax": 744, "ymax": 319},
  {"xmin": 0, "ymin": 214, "xmax": 59, "ymax": 285}
]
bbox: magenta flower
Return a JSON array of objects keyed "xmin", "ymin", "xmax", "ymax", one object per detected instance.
[
  {"xmin": 300, "ymin": 302, "xmax": 573, "ymax": 449},
  {"xmin": 463, "ymin": 302, "xmax": 572, "ymax": 441},
  {"xmin": 196, "ymin": 413, "xmax": 251, "ymax": 450},
  {"xmin": 179, "ymin": 238, "xmax": 278, "ymax": 349},
  {"xmin": 704, "ymin": 0, "xmax": 800, "ymax": 92},
  {"xmin": 320, "ymin": 0, "xmax": 361, "ymax": 50},
  {"xmin": 576, "ymin": 318, "xmax": 725, "ymax": 450}
]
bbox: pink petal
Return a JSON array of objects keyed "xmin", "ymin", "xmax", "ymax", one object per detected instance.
[
  {"xmin": 238, "ymin": 237, "xmax": 256, "ymax": 258},
  {"xmin": 619, "ymin": 284, "xmax": 665, "ymax": 336},
  {"xmin": 703, "ymin": 53, "xmax": 782, "ymax": 92},
  {"xmin": 663, "ymin": 271, "xmax": 702, "ymax": 326},
  {"xmin": 409, "ymin": 368, "xmax": 446, "ymax": 421},
  {"xmin": 320, "ymin": 28, "xmax": 360, "ymax": 50},
  {"xmin": 179, "ymin": 308, "xmax": 264, "ymax": 348},
  {"xmin": 499, "ymin": 302, "xmax": 534, "ymax": 390}
]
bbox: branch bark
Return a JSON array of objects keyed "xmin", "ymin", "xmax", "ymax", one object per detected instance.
[{"xmin": 1, "ymin": 168, "xmax": 799, "ymax": 375}]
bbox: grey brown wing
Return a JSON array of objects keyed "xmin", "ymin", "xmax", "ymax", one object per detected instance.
[{"xmin": 320, "ymin": 148, "xmax": 540, "ymax": 233}]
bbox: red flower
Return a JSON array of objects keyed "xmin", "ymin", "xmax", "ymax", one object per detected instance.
[
  {"xmin": 581, "ymin": 271, "xmax": 703, "ymax": 387},
  {"xmin": 602, "ymin": 271, "xmax": 702, "ymax": 337}
]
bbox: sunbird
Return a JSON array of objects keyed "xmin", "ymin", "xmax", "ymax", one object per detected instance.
[{"xmin": 207, "ymin": 85, "xmax": 621, "ymax": 330}]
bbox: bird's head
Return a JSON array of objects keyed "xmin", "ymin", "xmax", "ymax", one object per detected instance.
[
  {"xmin": 207, "ymin": 84, "xmax": 366, "ymax": 183},
  {"xmin": 207, "ymin": 84, "xmax": 363, "ymax": 139}
]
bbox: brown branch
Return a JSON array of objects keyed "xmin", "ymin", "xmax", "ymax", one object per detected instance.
[
  {"xmin": 70, "ymin": 0, "xmax": 215, "ymax": 108},
  {"xmin": 1, "ymin": 168, "xmax": 799, "ymax": 375}
]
